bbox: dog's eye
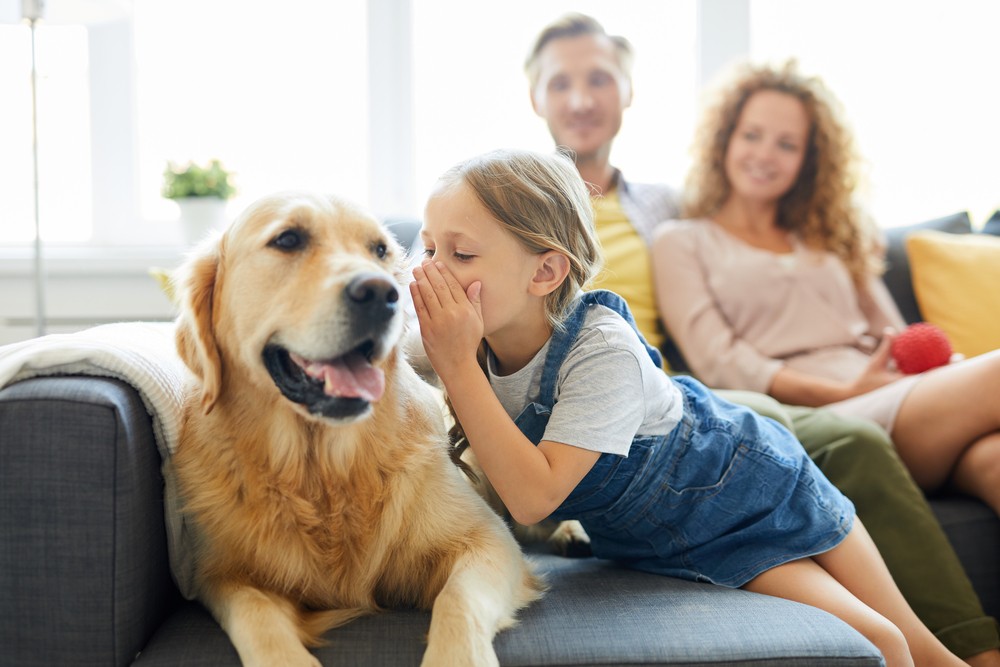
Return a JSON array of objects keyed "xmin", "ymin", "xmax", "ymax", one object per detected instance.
[
  {"xmin": 372, "ymin": 241, "xmax": 389, "ymax": 260},
  {"xmin": 270, "ymin": 229, "xmax": 307, "ymax": 252}
]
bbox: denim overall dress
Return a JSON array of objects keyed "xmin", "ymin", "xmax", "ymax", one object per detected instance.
[{"xmin": 512, "ymin": 290, "xmax": 856, "ymax": 587}]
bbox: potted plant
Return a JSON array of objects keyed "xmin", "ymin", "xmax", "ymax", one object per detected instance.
[{"xmin": 162, "ymin": 159, "xmax": 236, "ymax": 244}]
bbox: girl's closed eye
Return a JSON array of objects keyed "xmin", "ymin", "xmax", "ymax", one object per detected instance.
[{"xmin": 421, "ymin": 246, "xmax": 474, "ymax": 262}]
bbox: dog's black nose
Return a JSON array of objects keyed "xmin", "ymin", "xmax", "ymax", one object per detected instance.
[{"xmin": 346, "ymin": 273, "xmax": 399, "ymax": 319}]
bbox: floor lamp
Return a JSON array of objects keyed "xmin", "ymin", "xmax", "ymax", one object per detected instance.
[
  {"xmin": 22, "ymin": 0, "xmax": 46, "ymax": 336},
  {"xmin": 9, "ymin": 0, "xmax": 128, "ymax": 337}
]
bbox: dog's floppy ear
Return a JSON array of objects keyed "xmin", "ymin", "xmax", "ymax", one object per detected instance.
[{"xmin": 174, "ymin": 242, "xmax": 223, "ymax": 413}]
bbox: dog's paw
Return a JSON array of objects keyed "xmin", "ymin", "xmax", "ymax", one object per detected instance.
[
  {"xmin": 547, "ymin": 520, "xmax": 592, "ymax": 558},
  {"xmin": 420, "ymin": 643, "xmax": 499, "ymax": 667},
  {"xmin": 243, "ymin": 650, "xmax": 321, "ymax": 667},
  {"xmin": 511, "ymin": 519, "xmax": 592, "ymax": 557}
]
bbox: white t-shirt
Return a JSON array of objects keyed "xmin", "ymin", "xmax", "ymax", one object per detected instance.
[{"xmin": 487, "ymin": 303, "xmax": 683, "ymax": 457}]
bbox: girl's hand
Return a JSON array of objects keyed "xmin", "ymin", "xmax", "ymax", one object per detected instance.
[
  {"xmin": 848, "ymin": 331, "xmax": 903, "ymax": 397},
  {"xmin": 409, "ymin": 260, "xmax": 484, "ymax": 379}
]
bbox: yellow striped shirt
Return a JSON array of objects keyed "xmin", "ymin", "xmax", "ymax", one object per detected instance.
[{"xmin": 588, "ymin": 188, "xmax": 668, "ymax": 356}]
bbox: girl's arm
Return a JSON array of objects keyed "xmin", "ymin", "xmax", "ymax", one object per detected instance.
[
  {"xmin": 409, "ymin": 261, "xmax": 599, "ymax": 525},
  {"xmin": 439, "ymin": 363, "xmax": 599, "ymax": 525}
]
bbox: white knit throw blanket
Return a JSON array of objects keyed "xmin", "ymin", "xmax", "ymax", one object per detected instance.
[{"xmin": 0, "ymin": 321, "xmax": 187, "ymax": 456}]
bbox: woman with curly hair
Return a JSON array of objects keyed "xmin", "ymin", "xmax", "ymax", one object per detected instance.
[{"xmin": 651, "ymin": 60, "xmax": 1000, "ymax": 517}]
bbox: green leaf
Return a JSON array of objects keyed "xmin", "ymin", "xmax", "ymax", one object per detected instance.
[{"xmin": 162, "ymin": 159, "xmax": 236, "ymax": 199}]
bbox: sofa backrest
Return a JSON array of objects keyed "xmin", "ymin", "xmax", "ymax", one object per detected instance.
[{"xmin": 882, "ymin": 211, "xmax": 972, "ymax": 324}]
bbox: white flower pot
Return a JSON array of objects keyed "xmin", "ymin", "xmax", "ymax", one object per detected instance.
[{"xmin": 176, "ymin": 197, "xmax": 229, "ymax": 245}]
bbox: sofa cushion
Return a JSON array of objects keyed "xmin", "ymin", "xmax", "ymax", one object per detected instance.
[
  {"xmin": 906, "ymin": 230, "xmax": 1000, "ymax": 358},
  {"xmin": 882, "ymin": 212, "xmax": 972, "ymax": 324},
  {"xmin": 134, "ymin": 554, "xmax": 882, "ymax": 666}
]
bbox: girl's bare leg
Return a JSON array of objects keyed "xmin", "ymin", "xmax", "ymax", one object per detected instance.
[
  {"xmin": 744, "ymin": 521, "xmax": 964, "ymax": 667},
  {"xmin": 891, "ymin": 351, "xmax": 1000, "ymax": 513}
]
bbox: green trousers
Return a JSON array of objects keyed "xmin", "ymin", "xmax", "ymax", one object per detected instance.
[{"xmin": 717, "ymin": 389, "xmax": 999, "ymax": 658}]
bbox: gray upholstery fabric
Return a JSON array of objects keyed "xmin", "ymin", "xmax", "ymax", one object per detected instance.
[
  {"xmin": 882, "ymin": 212, "xmax": 972, "ymax": 324},
  {"xmin": 0, "ymin": 376, "xmax": 177, "ymax": 667},
  {"xmin": 135, "ymin": 555, "xmax": 882, "ymax": 666},
  {"xmin": 384, "ymin": 217, "xmax": 422, "ymax": 255},
  {"xmin": 983, "ymin": 210, "xmax": 1000, "ymax": 236}
]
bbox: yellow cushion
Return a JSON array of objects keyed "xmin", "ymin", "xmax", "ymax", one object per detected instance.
[{"xmin": 906, "ymin": 230, "xmax": 1000, "ymax": 357}]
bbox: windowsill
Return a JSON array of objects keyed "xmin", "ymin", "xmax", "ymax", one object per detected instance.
[{"xmin": 0, "ymin": 244, "xmax": 190, "ymax": 276}]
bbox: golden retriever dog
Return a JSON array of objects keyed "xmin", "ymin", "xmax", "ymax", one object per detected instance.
[{"xmin": 171, "ymin": 191, "xmax": 542, "ymax": 667}]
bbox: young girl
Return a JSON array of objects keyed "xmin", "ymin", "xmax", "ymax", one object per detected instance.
[
  {"xmin": 651, "ymin": 61, "xmax": 1000, "ymax": 518},
  {"xmin": 410, "ymin": 148, "xmax": 963, "ymax": 667}
]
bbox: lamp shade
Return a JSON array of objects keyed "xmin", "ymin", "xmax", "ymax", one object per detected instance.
[{"xmin": 0, "ymin": 0, "xmax": 129, "ymax": 24}]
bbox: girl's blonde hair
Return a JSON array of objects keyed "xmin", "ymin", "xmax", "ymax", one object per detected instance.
[
  {"xmin": 683, "ymin": 60, "xmax": 881, "ymax": 284},
  {"xmin": 438, "ymin": 148, "xmax": 603, "ymax": 330},
  {"xmin": 438, "ymin": 148, "xmax": 603, "ymax": 475}
]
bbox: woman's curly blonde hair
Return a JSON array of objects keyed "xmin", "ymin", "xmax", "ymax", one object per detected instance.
[{"xmin": 683, "ymin": 60, "xmax": 881, "ymax": 284}]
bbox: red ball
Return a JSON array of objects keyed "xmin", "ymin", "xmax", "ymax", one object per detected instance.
[{"xmin": 891, "ymin": 323, "xmax": 952, "ymax": 374}]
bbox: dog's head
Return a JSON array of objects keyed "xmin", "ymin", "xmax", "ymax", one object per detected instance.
[{"xmin": 174, "ymin": 191, "xmax": 409, "ymax": 424}]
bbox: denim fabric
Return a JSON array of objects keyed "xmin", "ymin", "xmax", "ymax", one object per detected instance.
[{"xmin": 515, "ymin": 291, "xmax": 856, "ymax": 588}]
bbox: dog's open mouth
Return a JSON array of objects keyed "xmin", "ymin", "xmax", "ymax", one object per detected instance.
[{"xmin": 263, "ymin": 343, "xmax": 385, "ymax": 419}]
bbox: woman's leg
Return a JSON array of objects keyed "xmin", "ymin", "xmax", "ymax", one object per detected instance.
[
  {"xmin": 745, "ymin": 521, "xmax": 963, "ymax": 667},
  {"xmin": 890, "ymin": 350, "xmax": 1000, "ymax": 513},
  {"xmin": 788, "ymin": 406, "xmax": 1000, "ymax": 662},
  {"xmin": 713, "ymin": 388, "xmax": 794, "ymax": 430}
]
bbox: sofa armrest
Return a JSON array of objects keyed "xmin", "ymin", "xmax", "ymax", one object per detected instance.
[{"xmin": 0, "ymin": 376, "xmax": 179, "ymax": 667}]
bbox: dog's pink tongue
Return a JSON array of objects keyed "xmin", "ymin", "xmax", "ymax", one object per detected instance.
[{"xmin": 293, "ymin": 352, "xmax": 385, "ymax": 402}]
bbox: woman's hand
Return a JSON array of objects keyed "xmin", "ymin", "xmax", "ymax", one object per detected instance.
[
  {"xmin": 847, "ymin": 332, "xmax": 903, "ymax": 397},
  {"xmin": 409, "ymin": 260, "xmax": 484, "ymax": 380}
]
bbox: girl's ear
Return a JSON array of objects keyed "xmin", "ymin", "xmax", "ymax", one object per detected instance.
[{"xmin": 529, "ymin": 251, "xmax": 571, "ymax": 297}]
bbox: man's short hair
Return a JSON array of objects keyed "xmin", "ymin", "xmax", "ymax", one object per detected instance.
[{"xmin": 524, "ymin": 13, "xmax": 635, "ymax": 88}]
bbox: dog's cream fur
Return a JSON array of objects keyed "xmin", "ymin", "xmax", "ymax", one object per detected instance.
[{"xmin": 172, "ymin": 192, "xmax": 541, "ymax": 667}]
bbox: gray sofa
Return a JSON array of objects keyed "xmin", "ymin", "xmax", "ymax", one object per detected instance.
[{"xmin": 1, "ymin": 215, "xmax": 998, "ymax": 666}]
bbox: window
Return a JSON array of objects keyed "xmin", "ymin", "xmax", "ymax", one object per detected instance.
[
  {"xmin": 0, "ymin": 0, "xmax": 369, "ymax": 247},
  {"xmin": 749, "ymin": 0, "xmax": 1000, "ymax": 228},
  {"xmin": 6, "ymin": 1, "xmax": 991, "ymax": 249},
  {"xmin": 133, "ymin": 0, "xmax": 369, "ymax": 237},
  {"xmin": 0, "ymin": 24, "xmax": 92, "ymax": 243}
]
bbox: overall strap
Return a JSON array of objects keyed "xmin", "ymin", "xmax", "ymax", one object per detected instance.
[{"xmin": 537, "ymin": 290, "xmax": 663, "ymax": 406}]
